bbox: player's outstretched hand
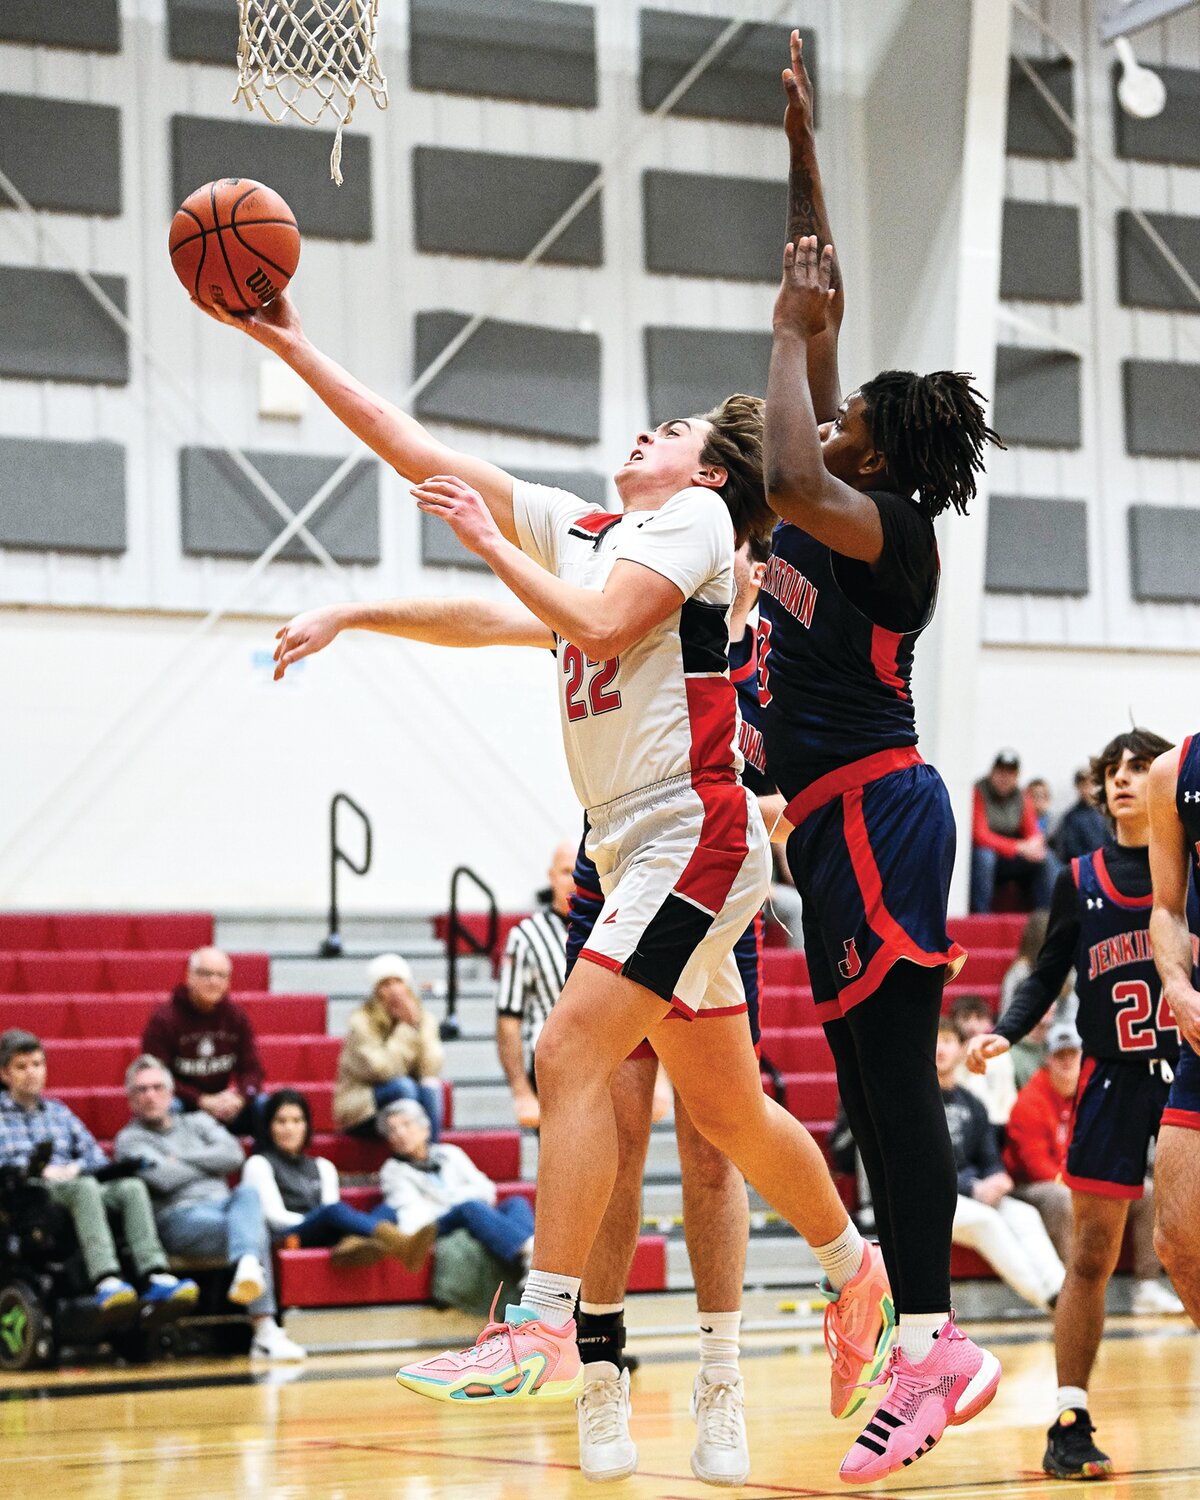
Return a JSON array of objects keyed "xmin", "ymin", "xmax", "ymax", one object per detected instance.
[
  {"xmin": 782, "ymin": 28, "xmax": 815, "ymax": 144},
  {"xmin": 189, "ymin": 288, "xmax": 304, "ymax": 351},
  {"xmin": 412, "ymin": 474, "xmax": 504, "ymax": 558},
  {"xmin": 273, "ymin": 605, "xmax": 345, "ymax": 681},
  {"xmin": 964, "ymin": 1032, "xmax": 1010, "ymax": 1075},
  {"xmin": 774, "ymin": 236, "xmax": 836, "ymax": 338}
]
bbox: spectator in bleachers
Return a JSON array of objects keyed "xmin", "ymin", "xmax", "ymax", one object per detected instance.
[
  {"xmin": 970, "ymin": 749, "xmax": 1059, "ymax": 914},
  {"xmin": 379, "ymin": 1099, "xmax": 534, "ymax": 1289},
  {"xmin": 242, "ymin": 1088, "xmax": 431, "ymax": 1270},
  {"xmin": 1027, "ymin": 777, "xmax": 1053, "ymax": 837},
  {"xmin": 0, "ymin": 1029, "xmax": 197, "ymax": 1315},
  {"xmin": 115, "ymin": 1054, "xmax": 305, "ymax": 1361},
  {"xmin": 334, "ymin": 955, "xmax": 445, "ymax": 1140},
  {"xmin": 495, "ymin": 842, "xmax": 574, "ymax": 1129},
  {"xmin": 999, "ymin": 910, "xmax": 1051, "ymax": 1016},
  {"xmin": 142, "ymin": 947, "xmax": 265, "ymax": 1135},
  {"xmin": 1053, "ymin": 768, "xmax": 1110, "ymax": 862},
  {"xmin": 1003, "ymin": 1024, "xmax": 1180, "ymax": 1315},
  {"xmin": 951, "ymin": 995, "xmax": 1017, "ymax": 1133},
  {"xmin": 937, "ymin": 1019, "xmax": 1065, "ymax": 1312},
  {"xmin": 1010, "ymin": 1014, "xmax": 1052, "ymax": 1093}
]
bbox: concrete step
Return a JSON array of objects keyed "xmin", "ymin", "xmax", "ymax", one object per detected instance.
[
  {"xmin": 439, "ymin": 1034, "xmax": 503, "ymax": 1079},
  {"xmin": 217, "ymin": 909, "xmax": 437, "ymax": 953},
  {"xmin": 272, "ymin": 953, "xmax": 492, "ymax": 1003}
]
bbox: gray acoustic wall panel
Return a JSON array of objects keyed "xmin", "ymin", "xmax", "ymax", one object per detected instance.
[
  {"xmin": 413, "ymin": 312, "xmax": 601, "ymax": 442},
  {"xmin": 1114, "ymin": 65, "xmax": 1200, "ymax": 166},
  {"xmin": 1129, "ymin": 504, "xmax": 1200, "ymax": 602},
  {"xmin": 985, "ymin": 495, "xmax": 1089, "ymax": 596},
  {"xmin": 179, "ymin": 448, "xmax": 380, "ymax": 563},
  {"xmin": 0, "ymin": 2, "xmax": 120, "ymax": 52},
  {"xmin": 410, "ymin": 0, "xmax": 597, "ymax": 108},
  {"xmin": 643, "ymin": 171, "xmax": 785, "ymax": 282},
  {"xmin": 166, "ymin": 0, "xmax": 240, "ymax": 63},
  {"xmin": 1000, "ymin": 200, "xmax": 1082, "ymax": 302},
  {"xmin": 171, "ymin": 116, "xmax": 372, "ymax": 241},
  {"xmin": 1007, "ymin": 57, "xmax": 1075, "ymax": 159},
  {"xmin": 413, "ymin": 148, "xmax": 602, "ymax": 266},
  {"xmin": 422, "ymin": 469, "xmax": 608, "ymax": 568},
  {"xmin": 0, "ymin": 94, "xmax": 122, "ymax": 217},
  {"xmin": 644, "ymin": 327, "xmax": 772, "ymax": 427},
  {"xmin": 0, "ymin": 268, "xmax": 128, "ymax": 384},
  {"xmin": 640, "ymin": 12, "xmax": 813, "ymax": 126},
  {"xmin": 993, "ymin": 345, "xmax": 1081, "ymax": 448},
  {"xmin": 1117, "ymin": 210, "xmax": 1200, "ymax": 311},
  {"xmin": 1123, "ymin": 359, "xmax": 1200, "ymax": 457},
  {"xmin": 0, "ymin": 438, "xmax": 126, "ymax": 554}
]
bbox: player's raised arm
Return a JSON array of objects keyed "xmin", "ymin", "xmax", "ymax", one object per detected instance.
[
  {"xmin": 782, "ymin": 30, "xmax": 844, "ymax": 422},
  {"xmin": 191, "ymin": 292, "xmax": 519, "ymax": 544},
  {"xmin": 764, "ymin": 238, "xmax": 885, "ymax": 562},
  {"xmin": 272, "ymin": 595, "xmax": 554, "ymax": 679},
  {"xmin": 1148, "ymin": 748, "xmax": 1200, "ymax": 1048}
]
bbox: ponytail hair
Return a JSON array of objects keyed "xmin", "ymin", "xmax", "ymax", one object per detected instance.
[{"xmin": 696, "ymin": 393, "xmax": 775, "ymax": 547}]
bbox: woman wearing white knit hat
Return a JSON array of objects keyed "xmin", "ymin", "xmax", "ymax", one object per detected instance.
[{"xmin": 332, "ymin": 953, "xmax": 445, "ymax": 1138}]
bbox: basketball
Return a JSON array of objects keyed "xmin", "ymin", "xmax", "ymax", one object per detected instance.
[{"xmin": 169, "ymin": 178, "xmax": 301, "ymax": 313}]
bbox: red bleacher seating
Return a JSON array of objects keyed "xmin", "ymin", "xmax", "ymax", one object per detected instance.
[
  {"xmin": 312, "ymin": 1129, "xmax": 517, "ymax": 1180},
  {"xmin": 4, "ymin": 994, "xmax": 328, "ymax": 1039},
  {"xmin": 0, "ymin": 912, "xmax": 214, "ymax": 952},
  {"xmin": 0, "ymin": 950, "xmax": 270, "ymax": 994}
]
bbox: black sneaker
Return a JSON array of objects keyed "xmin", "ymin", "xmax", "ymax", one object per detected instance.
[{"xmin": 1043, "ymin": 1408, "xmax": 1113, "ymax": 1480}]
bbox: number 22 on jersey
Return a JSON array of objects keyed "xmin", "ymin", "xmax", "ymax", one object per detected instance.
[{"xmin": 562, "ymin": 643, "xmax": 622, "ymax": 722}]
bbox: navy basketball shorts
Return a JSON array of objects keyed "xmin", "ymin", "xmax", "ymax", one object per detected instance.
[
  {"xmin": 567, "ymin": 828, "xmax": 765, "ymax": 1062},
  {"xmin": 1064, "ymin": 1055, "xmax": 1172, "ymax": 1198},
  {"xmin": 1162, "ymin": 1039, "xmax": 1200, "ymax": 1133},
  {"xmin": 785, "ymin": 762, "xmax": 966, "ymax": 1023}
]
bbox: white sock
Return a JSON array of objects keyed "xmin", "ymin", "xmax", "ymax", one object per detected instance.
[
  {"xmin": 898, "ymin": 1311, "xmax": 946, "ymax": 1363},
  {"xmin": 520, "ymin": 1269, "xmax": 580, "ymax": 1327},
  {"xmin": 579, "ymin": 1301, "xmax": 624, "ymax": 1316},
  {"xmin": 1056, "ymin": 1385, "xmax": 1089, "ymax": 1419},
  {"xmin": 148, "ymin": 1272, "xmax": 178, "ymax": 1288},
  {"xmin": 96, "ymin": 1274, "xmax": 126, "ymax": 1293},
  {"xmin": 813, "ymin": 1221, "xmax": 866, "ymax": 1292},
  {"xmin": 698, "ymin": 1309, "xmax": 741, "ymax": 1383}
]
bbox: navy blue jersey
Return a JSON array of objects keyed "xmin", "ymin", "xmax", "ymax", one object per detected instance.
[
  {"xmin": 1072, "ymin": 848, "xmax": 1181, "ymax": 1063},
  {"xmin": 1178, "ymin": 734, "xmax": 1200, "ymax": 896},
  {"xmin": 757, "ymin": 494, "xmax": 938, "ymax": 810},
  {"xmin": 729, "ymin": 625, "xmax": 773, "ymax": 798}
]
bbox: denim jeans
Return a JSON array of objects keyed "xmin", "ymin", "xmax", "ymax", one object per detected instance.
[
  {"xmin": 156, "ymin": 1183, "xmax": 274, "ymax": 1315},
  {"xmin": 436, "ymin": 1196, "xmax": 534, "ymax": 1263},
  {"xmin": 970, "ymin": 844, "xmax": 1060, "ymax": 914},
  {"xmin": 283, "ymin": 1200, "xmax": 397, "ymax": 1248},
  {"xmin": 374, "ymin": 1078, "xmax": 443, "ymax": 1140}
]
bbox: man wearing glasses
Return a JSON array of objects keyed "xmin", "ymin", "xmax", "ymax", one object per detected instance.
[{"xmin": 142, "ymin": 947, "xmax": 266, "ymax": 1135}]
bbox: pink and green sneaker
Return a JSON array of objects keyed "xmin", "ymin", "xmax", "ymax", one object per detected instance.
[
  {"xmin": 395, "ymin": 1299, "xmax": 583, "ymax": 1405},
  {"xmin": 819, "ymin": 1239, "xmax": 896, "ymax": 1419}
]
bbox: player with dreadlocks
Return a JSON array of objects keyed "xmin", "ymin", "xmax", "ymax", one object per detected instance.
[{"xmin": 753, "ymin": 33, "xmax": 1005, "ymax": 1488}]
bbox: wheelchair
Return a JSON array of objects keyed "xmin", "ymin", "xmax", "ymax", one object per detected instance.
[{"xmin": 0, "ymin": 1142, "xmax": 192, "ymax": 1370}]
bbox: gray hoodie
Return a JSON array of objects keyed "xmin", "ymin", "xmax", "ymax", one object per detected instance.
[{"xmin": 115, "ymin": 1110, "xmax": 244, "ymax": 1211}]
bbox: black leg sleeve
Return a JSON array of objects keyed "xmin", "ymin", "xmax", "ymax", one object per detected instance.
[{"xmin": 843, "ymin": 960, "xmax": 956, "ymax": 1315}]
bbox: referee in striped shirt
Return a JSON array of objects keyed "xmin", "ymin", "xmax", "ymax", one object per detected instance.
[{"xmin": 495, "ymin": 842, "xmax": 575, "ymax": 1128}]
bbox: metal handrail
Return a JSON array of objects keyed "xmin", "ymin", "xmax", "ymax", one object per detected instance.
[
  {"xmin": 441, "ymin": 865, "xmax": 499, "ymax": 1040},
  {"xmin": 320, "ymin": 793, "xmax": 373, "ymax": 957}
]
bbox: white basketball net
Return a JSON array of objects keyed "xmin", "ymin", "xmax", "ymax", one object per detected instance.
[{"xmin": 234, "ymin": 0, "xmax": 388, "ymax": 184}]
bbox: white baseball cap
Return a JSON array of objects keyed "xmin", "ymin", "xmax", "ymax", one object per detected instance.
[{"xmin": 366, "ymin": 952, "xmax": 416, "ymax": 991}]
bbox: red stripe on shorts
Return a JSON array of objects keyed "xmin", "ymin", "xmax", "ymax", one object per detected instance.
[{"xmin": 674, "ymin": 677, "xmax": 747, "ymax": 915}]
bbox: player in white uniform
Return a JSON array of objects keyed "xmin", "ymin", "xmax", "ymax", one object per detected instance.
[{"xmin": 195, "ymin": 291, "xmax": 893, "ymax": 1440}]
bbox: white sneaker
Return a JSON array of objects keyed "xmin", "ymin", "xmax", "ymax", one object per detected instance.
[
  {"xmin": 690, "ymin": 1370, "xmax": 750, "ymax": 1487},
  {"xmin": 250, "ymin": 1322, "xmax": 307, "ymax": 1362},
  {"xmin": 1131, "ymin": 1278, "xmax": 1186, "ymax": 1316},
  {"xmin": 228, "ymin": 1254, "xmax": 266, "ymax": 1307},
  {"xmin": 576, "ymin": 1364, "xmax": 637, "ymax": 1482}
]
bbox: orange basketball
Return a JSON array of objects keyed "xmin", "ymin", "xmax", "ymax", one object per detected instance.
[{"xmin": 169, "ymin": 178, "xmax": 301, "ymax": 313}]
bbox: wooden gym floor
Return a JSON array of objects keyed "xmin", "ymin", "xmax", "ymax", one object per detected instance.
[{"xmin": 2, "ymin": 1316, "xmax": 1198, "ymax": 1499}]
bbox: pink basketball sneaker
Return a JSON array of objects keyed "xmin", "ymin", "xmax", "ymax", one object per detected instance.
[
  {"xmin": 395, "ymin": 1300, "xmax": 583, "ymax": 1405},
  {"xmin": 838, "ymin": 1316, "xmax": 1001, "ymax": 1484},
  {"xmin": 819, "ymin": 1240, "xmax": 896, "ymax": 1419}
]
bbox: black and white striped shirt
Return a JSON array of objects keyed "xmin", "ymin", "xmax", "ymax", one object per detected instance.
[{"xmin": 495, "ymin": 907, "xmax": 569, "ymax": 1073}]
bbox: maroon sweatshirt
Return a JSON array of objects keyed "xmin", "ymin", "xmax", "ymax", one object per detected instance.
[{"xmin": 142, "ymin": 987, "xmax": 266, "ymax": 1108}]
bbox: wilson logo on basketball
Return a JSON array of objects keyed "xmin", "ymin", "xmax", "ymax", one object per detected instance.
[{"xmin": 246, "ymin": 267, "xmax": 278, "ymax": 301}]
